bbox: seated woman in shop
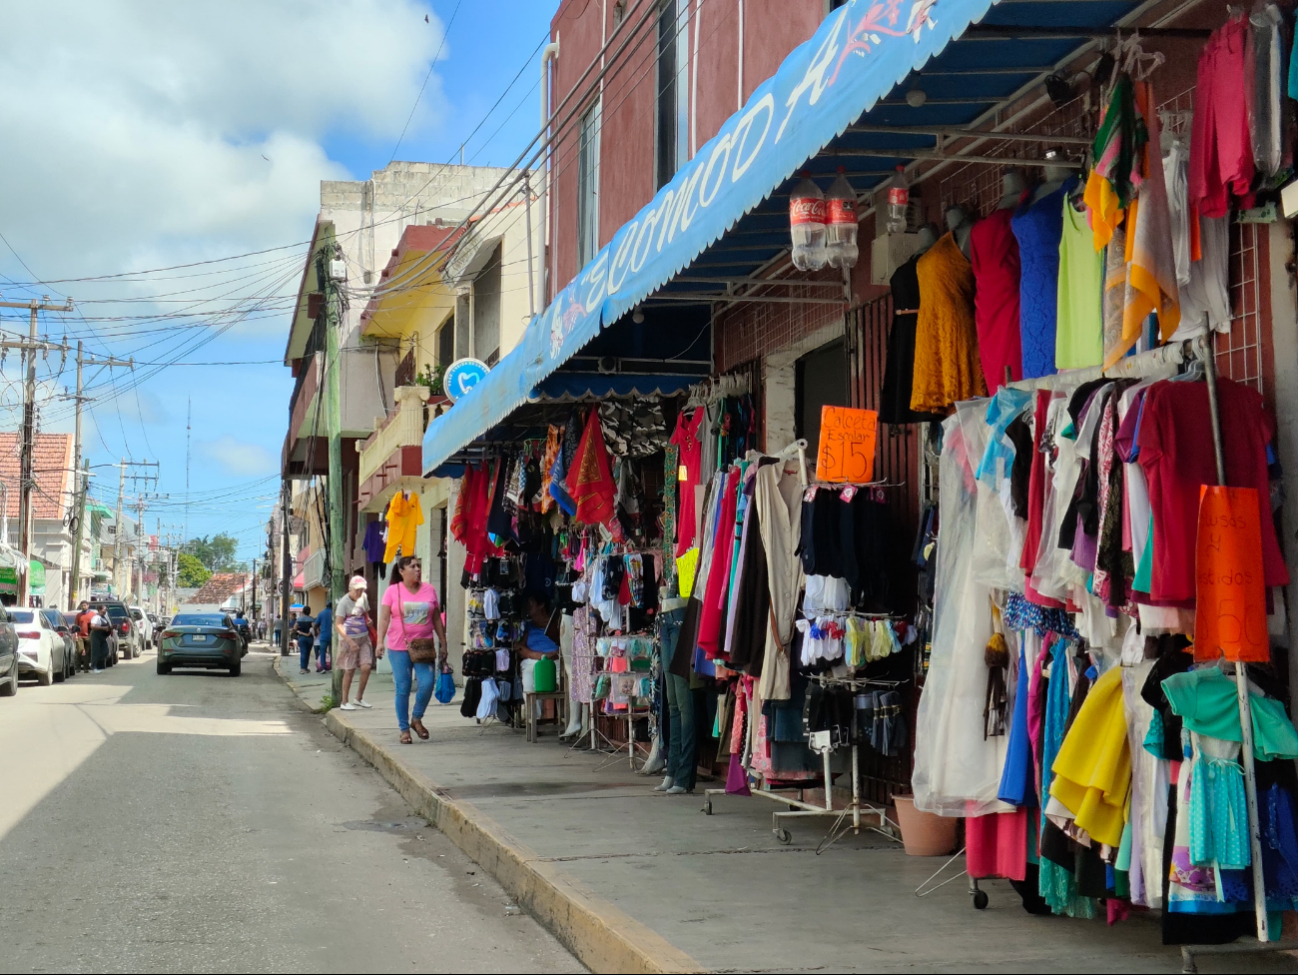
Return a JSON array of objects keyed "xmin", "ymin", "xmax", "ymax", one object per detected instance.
[{"xmin": 514, "ymin": 590, "xmax": 560, "ymax": 660}]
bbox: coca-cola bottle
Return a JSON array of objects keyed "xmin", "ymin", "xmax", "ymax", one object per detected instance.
[
  {"xmin": 885, "ymin": 165, "xmax": 909, "ymax": 234},
  {"xmin": 825, "ymin": 168, "xmax": 858, "ymax": 269},
  {"xmin": 789, "ymin": 172, "xmax": 827, "ymax": 271}
]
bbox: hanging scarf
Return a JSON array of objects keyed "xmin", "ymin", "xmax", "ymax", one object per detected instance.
[
  {"xmin": 1084, "ymin": 72, "xmax": 1147, "ymax": 251},
  {"xmin": 567, "ymin": 408, "xmax": 618, "ymax": 528},
  {"xmin": 1108, "ymin": 79, "xmax": 1181, "ymax": 368},
  {"xmin": 539, "ymin": 424, "xmax": 561, "ymax": 514}
]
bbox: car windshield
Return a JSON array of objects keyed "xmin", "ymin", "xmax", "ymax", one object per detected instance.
[
  {"xmin": 130, "ymin": 610, "xmax": 142, "ymax": 619},
  {"xmin": 105, "ymin": 606, "xmax": 128, "ymax": 620},
  {"xmin": 172, "ymin": 614, "xmax": 227, "ymax": 628},
  {"xmin": 41, "ymin": 611, "xmax": 60, "ymax": 627},
  {"xmin": 11, "ymin": 611, "xmax": 35, "ymax": 624}
]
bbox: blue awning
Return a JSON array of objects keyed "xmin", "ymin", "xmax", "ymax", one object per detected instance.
[{"xmin": 425, "ymin": 0, "xmax": 1148, "ymax": 474}]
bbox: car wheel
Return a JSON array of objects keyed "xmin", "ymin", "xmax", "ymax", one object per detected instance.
[
  {"xmin": 0, "ymin": 662, "xmax": 16, "ymax": 697},
  {"xmin": 156, "ymin": 659, "xmax": 170, "ymax": 675},
  {"xmin": 37, "ymin": 664, "xmax": 53, "ymax": 686},
  {"xmin": 229, "ymin": 660, "xmax": 241, "ymax": 677},
  {"xmin": 53, "ymin": 652, "xmax": 65, "ymax": 683}
]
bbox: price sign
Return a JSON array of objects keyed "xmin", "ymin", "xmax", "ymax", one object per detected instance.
[
  {"xmin": 815, "ymin": 406, "xmax": 878, "ymax": 483},
  {"xmin": 1194, "ymin": 485, "xmax": 1269, "ymax": 663}
]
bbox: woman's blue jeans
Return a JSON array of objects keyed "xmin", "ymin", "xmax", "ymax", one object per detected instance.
[
  {"xmin": 388, "ymin": 650, "xmax": 434, "ymax": 732},
  {"xmin": 659, "ymin": 606, "xmax": 696, "ymax": 791}
]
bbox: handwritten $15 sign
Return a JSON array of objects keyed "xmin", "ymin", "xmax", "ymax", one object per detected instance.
[
  {"xmin": 816, "ymin": 406, "xmax": 878, "ymax": 484},
  {"xmin": 1194, "ymin": 485, "xmax": 1269, "ymax": 664}
]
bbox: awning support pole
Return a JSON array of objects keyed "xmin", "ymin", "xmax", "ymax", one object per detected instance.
[{"xmin": 1195, "ymin": 334, "xmax": 1269, "ymax": 943}]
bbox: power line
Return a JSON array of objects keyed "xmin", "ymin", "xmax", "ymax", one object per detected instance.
[{"xmin": 389, "ymin": 0, "xmax": 464, "ymax": 165}]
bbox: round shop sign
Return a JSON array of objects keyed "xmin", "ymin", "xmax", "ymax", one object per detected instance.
[{"xmin": 443, "ymin": 358, "xmax": 489, "ymax": 402}]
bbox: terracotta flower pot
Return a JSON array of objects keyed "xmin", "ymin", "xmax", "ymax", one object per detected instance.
[{"xmin": 892, "ymin": 795, "xmax": 957, "ymax": 856}]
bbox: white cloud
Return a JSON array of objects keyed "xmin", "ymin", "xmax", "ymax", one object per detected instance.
[
  {"xmin": 199, "ymin": 435, "xmax": 278, "ymax": 477},
  {"xmin": 0, "ymin": 0, "xmax": 447, "ymax": 281}
]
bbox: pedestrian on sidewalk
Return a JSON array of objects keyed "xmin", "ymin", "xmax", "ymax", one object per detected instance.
[
  {"xmin": 293, "ymin": 609, "xmax": 316, "ymax": 674},
  {"xmin": 89, "ymin": 604, "xmax": 112, "ymax": 673},
  {"xmin": 74, "ymin": 601, "xmax": 93, "ymax": 672},
  {"xmin": 315, "ymin": 602, "xmax": 333, "ymax": 673},
  {"xmin": 335, "ymin": 577, "xmax": 373, "ymax": 711},
  {"xmin": 376, "ymin": 555, "xmax": 446, "ymax": 745}
]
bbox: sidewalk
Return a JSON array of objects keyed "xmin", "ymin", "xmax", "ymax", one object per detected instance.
[{"xmin": 274, "ymin": 660, "xmax": 1298, "ymax": 974}]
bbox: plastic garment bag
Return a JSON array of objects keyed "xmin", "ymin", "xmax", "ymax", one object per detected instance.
[{"xmin": 912, "ymin": 408, "xmax": 1008, "ymax": 817}]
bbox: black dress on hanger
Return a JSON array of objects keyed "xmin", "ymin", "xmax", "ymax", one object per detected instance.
[{"xmin": 879, "ymin": 254, "xmax": 945, "ymax": 425}]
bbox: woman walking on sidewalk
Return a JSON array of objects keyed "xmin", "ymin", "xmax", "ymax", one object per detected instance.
[
  {"xmin": 335, "ymin": 576, "xmax": 374, "ymax": 711},
  {"xmin": 376, "ymin": 555, "xmax": 447, "ymax": 744}
]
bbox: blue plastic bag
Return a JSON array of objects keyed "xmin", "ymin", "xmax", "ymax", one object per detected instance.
[{"xmin": 434, "ymin": 667, "xmax": 456, "ymax": 705}]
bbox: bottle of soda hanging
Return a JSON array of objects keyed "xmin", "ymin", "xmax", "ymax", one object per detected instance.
[
  {"xmin": 885, "ymin": 165, "xmax": 909, "ymax": 234},
  {"xmin": 825, "ymin": 168, "xmax": 859, "ymax": 269},
  {"xmin": 789, "ymin": 172, "xmax": 827, "ymax": 271}
]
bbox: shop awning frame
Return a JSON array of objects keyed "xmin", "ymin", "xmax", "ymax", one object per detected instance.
[{"xmin": 423, "ymin": 0, "xmax": 1196, "ymax": 475}]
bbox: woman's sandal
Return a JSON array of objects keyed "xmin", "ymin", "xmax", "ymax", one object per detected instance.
[
  {"xmin": 411, "ymin": 719, "xmax": 430, "ymax": 740},
  {"xmin": 399, "ymin": 730, "xmax": 413, "ymax": 745}
]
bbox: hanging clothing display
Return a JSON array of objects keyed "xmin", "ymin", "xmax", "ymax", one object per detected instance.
[
  {"xmin": 879, "ymin": 255, "xmax": 945, "ymax": 424},
  {"xmin": 1013, "ymin": 176, "xmax": 1077, "ymax": 379},
  {"xmin": 1085, "ymin": 73, "xmax": 1146, "ymax": 251},
  {"xmin": 1110, "ymin": 81, "xmax": 1181, "ymax": 368},
  {"xmin": 383, "ymin": 490, "xmax": 424, "ymax": 563},
  {"xmin": 910, "ymin": 231, "xmax": 986, "ymax": 414},
  {"xmin": 969, "ymin": 207, "xmax": 1023, "ymax": 389},
  {"xmin": 1055, "ymin": 195, "xmax": 1104, "ymax": 370},
  {"xmin": 1190, "ymin": 14, "xmax": 1255, "ymax": 218}
]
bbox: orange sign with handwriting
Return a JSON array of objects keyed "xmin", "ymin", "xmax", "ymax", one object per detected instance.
[
  {"xmin": 816, "ymin": 406, "xmax": 878, "ymax": 484},
  {"xmin": 1194, "ymin": 485, "xmax": 1269, "ymax": 663}
]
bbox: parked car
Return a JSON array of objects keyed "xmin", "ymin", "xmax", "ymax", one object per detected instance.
[
  {"xmin": 157, "ymin": 613, "xmax": 243, "ymax": 676},
  {"xmin": 0, "ymin": 604, "xmax": 19, "ymax": 696},
  {"xmin": 147, "ymin": 613, "xmax": 162, "ymax": 647},
  {"xmin": 13, "ymin": 608, "xmax": 70, "ymax": 684},
  {"xmin": 99, "ymin": 601, "xmax": 139, "ymax": 659},
  {"xmin": 129, "ymin": 606, "xmax": 154, "ymax": 650},
  {"xmin": 43, "ymin": 610, "xmax": 76, "ymax": 682}
]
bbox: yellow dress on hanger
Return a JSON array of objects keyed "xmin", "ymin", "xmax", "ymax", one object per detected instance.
[
  {"xmin": 1048, "ymin": 664, "xmax": 1131, "ymax": 848},
  {"xmin": 910, "ymin": 231, "xmax": 986, "ymax": 414}
]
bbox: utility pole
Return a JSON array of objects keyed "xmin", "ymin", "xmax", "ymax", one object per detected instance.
[
  {"xmin": 279, "ymin": 480, "xmax": 292, "ymax": 656},
  {"xmin": 64, "ymin": 341, "xmax": 132, "ymax": 604},
  {"xmin": 68, "ymin": 459, "xmax": 90, "ymax": 605},
  {"xmin": 324, "ymin": 246, "xmax": 346, "ymax": 701},
  {"xmin": 112, "ymin": 460, "xmax": 158, "ymax": 599},
  {"xmin": 0, "ymin": 294, "xmax": 73, "ymax": 605}
]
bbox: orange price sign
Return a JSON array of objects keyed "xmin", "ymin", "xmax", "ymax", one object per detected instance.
[
  {"xmin": 815, "ymin": 406, "xmax": 878, "ymax": 484},
  {"xmin": 1194, "ymin": 485, "xmax": 1269, "ymax": 663}
]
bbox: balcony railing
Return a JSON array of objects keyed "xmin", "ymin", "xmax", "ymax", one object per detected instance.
[
  {"xmin": 358, "ymin": 385, "xmax": 429, "ymax": 486},
  {"xmin": 302, "ymin": 550, "xmax": 327, "ymax": 591}
]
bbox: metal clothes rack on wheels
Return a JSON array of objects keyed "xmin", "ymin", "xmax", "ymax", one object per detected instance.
[{"xmin": 703, "ymin": 673, "xmax": 905, "ymax": 851}]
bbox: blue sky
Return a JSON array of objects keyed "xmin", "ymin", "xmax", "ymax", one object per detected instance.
[{"xmin": 0, "ymin": 0, "xmax": 557, "ymax": 565}]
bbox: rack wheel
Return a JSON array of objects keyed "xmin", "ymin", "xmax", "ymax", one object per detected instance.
[
  {"xmin": 702, "ymin": 800, "xmax": 712, "ymax": 816},
  {"xmin": 774, "ymin": 828, "xmax": 792, "ymax": 845},
  {"xmin": 972, "ymin": 890, "xmax": 989, "ymax": 910}
]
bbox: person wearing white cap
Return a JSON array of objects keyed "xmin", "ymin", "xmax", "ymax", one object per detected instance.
[{"xmin": 335, "ymin": 576, "xmax": 375, "ymax": 710}]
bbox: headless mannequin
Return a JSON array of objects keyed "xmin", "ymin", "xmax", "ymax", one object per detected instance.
[
  {"xmin": 946, "ymin": 205, "xmax": 974, "ymax": 258},
  {"xmin": 1030, "ymin": 163, "xmax": 1072, "ymax": 205},
  {"xmin": 915, "ymin": 224, "xmax": 938, "ymax": 255},
  {"xmin": 998, "ymin": 171, "xmax": 1026, "ymax": 209}
]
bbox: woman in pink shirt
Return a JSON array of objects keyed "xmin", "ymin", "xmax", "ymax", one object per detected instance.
[{"xmin": 376, "ymin": 555, "xmax": 447, "ymax": 744}]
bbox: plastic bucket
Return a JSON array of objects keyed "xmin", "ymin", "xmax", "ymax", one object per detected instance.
[{"xmin": 892, "ymin": 795, "xmax": 957, "ymax": 856}]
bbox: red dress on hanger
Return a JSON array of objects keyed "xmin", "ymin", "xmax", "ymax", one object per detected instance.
[{"xmin": 969, "ymin": 207, "xmax": 1023, "ymax": 390}]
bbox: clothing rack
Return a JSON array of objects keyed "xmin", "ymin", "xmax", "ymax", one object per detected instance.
[
  {"xmin": 703, "ymin": 675, "xmax": 903, "ymax": 850},
  {"xmin": 1005, "ymin": 339, "xmax": 1188, "ymax": 394},
  {"xmin": 684, "ymin": 371, "xmax": 752, "ymax": 408}
]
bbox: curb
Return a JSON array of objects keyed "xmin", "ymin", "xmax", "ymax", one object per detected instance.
[
  {"xmin": 271, "ymin": 655, "xmax": 327, "ymax": 714},
  {"xmin": 318, "ymin": 710, "xmax": 707, "ymax": 974}
]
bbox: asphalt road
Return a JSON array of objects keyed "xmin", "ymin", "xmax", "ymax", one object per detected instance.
[{"xmin": 0, "ymin": 646, "xmax": 584, "ymax": 974}]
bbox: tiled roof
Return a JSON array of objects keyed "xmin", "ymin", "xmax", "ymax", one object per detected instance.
[
  {"xmin": 0, "ymin": 432, "xmax": 73, "ymax": 521},
  {"xmin": 190, "ymin": 572, "xmax": 249, "ymax": 605}
]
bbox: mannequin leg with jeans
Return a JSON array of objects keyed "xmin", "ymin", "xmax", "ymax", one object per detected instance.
[{"xmin": 663, "ymin": 673, "xmax": 697, "ymax": 792}]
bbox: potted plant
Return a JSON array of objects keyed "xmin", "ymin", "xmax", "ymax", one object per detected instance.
[{"xmin": 416, "ymin": 363, "xmax": 448, "ymax": 406}]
